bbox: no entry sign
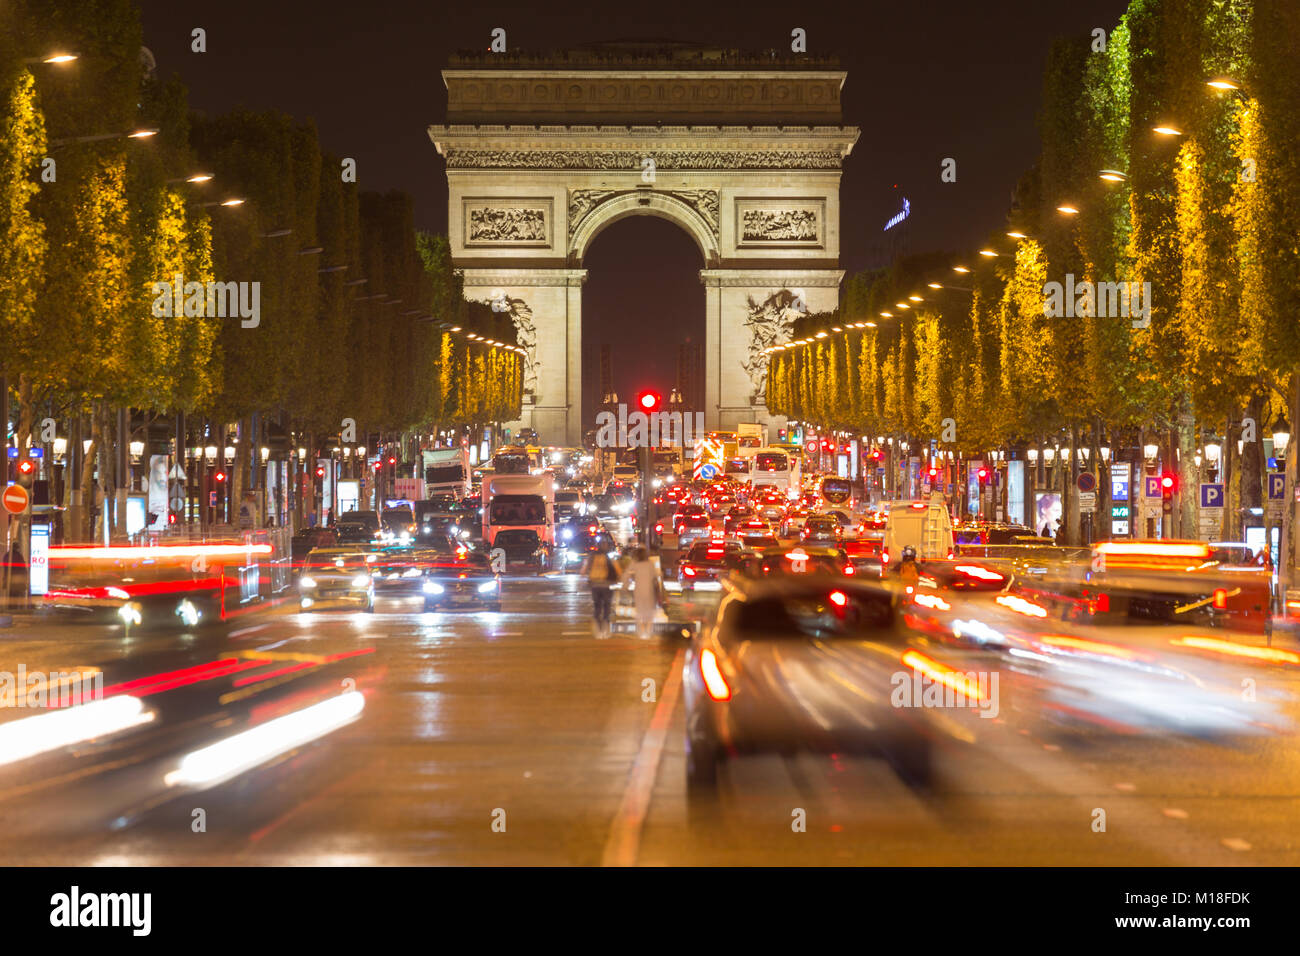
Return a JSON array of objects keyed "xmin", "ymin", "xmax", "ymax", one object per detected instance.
[{"xmin": 2, "ymin": 484, "xmax": 30, "ymax": 514}]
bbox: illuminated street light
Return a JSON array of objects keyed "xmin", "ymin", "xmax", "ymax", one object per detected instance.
[
  {"xmin": 978, "ymin": 249, "xmax": 998, "ymax": 258},
  {"xmin": 38, "ymin": 52, "xmax": 80, "ymax": 64},
  {"xmin": 908, "ymin": 294, "xmax": 923, "ymax": 302},
  {"xmin": 1206, "ymin": 78, "xmax": 1239, "ymax": 91},
  {"xmin": 928, "ymin": 282, "xmax": 942, "ymax": 289},
  {"xmin": 1057, "ymin": 204, "xmax": 1080, "ymax": 215},
  {"xmin": 1153, "ymin": 125, "xmax": 1183, "ymax": 136},
  {"xmin": 1006, "ymin": 231, "xmax": 1027, "ymax": 240},
  {"xmin": 127, "ymin": 128, "xmax": 158, "ymax": 139},
  {"xmin": 1099, "ymin": 169, "xmax": 1127, "ymax": 182},
  {"xmin": 894, "ymin": 302, "xmax": 910, "ymax": 310},
  {"xmin": 879, "ymin": 311, "xmax": 893, "ymax": 318}
]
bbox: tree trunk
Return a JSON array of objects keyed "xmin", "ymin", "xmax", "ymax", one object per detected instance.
[{"xmin": 1177, "ymin": 403, "xmax": 1197, "ymax": 541}]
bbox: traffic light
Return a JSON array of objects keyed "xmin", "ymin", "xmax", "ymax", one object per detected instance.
[
  {"xmin": 214, "ymin": 470, "xmax": 226, "ymax": 483},
  {"xmin": 315, "ymin": 465, "xmax": 326, "ymax": 479},
  {"xmin": 637, "ymin": 390, "xmax": 661, "ymax": 413},
  {"xmin": 928, "ymin": 465, "xmax": 939, "ymax": 480},
  {"xmin": 387, "ymin": 456, "xmax": 397, "ymax": 467},
  {"xmin": 16, "ymin": 458, "xmax": 35, "ymax": 478},
  {"xmin": 870, "ymin": 448, "xmax": 882, "ymax": 462},
  {"xmin": 1161, "ymin": 471, "xmax": 1176, "ymax": 513},
  {"xmin": 977, "ymin": 467, "xmax": 989, "ymax": 484}
]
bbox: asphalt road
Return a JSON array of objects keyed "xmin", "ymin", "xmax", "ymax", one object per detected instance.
[{"xmin": 2, "ymin": 571, "xmax": 1300, "ymax": 865}]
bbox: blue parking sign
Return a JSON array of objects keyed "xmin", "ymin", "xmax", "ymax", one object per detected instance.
[
  {"xmin": 1268, "ymin": 473, "xmax": 1286, "ymax": 500},
  {"xmin": 1144, "ymin": 475, "xmax": 1162, "ymax": 499},
  {"xmin": 1200, "ymin": 483, "xmax": 1224, "ymax": 508}
]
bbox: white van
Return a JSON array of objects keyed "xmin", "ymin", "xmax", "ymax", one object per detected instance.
[{"xmin": 881, "ymin": 495, "xmax": 954, "ymax": 573}]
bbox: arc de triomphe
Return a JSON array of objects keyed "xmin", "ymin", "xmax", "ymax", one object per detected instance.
[{"xmin": 428, "ymin": 44, "xmax": 860, "ymax": 446}]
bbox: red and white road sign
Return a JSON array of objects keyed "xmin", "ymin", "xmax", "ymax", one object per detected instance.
[{"xmin": 2, "ymin": 484, "xmax": 30, "ymax": 514}]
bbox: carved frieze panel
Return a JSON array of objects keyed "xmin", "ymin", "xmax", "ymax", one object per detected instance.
[
  {"xmin": 464, "ymin": 198, "xmax": 553, "ymax": 246},
  {"xmin": 735, "ymin": 198, "xmax": 825, "ymax": 247}
]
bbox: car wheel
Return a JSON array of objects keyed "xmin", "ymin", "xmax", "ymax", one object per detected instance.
[
  {"xmin": 686, "ymin": 731, "xmax": 721, "ymax": 797},
  {"xmin": 887, "ymin": 730, "xmax": 933, "ymax": 788}
]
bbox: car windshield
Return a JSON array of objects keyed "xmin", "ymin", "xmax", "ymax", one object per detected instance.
[
  {"xmin": 729, "ymin": 590, "xmax": 895, "ymax": 639},
  {"xmin": 686, "ymin": 542, "xmax": 740, "ymax": 563},
  {"xmin": 489, "ymin": 495, "xmax": 546, "ymax": 525},
  {"xmin": 760, "ymin": 551, "xmax": 846, "ymax": 576},
  {"xmin": 754, "ymin": 453, "xmax": 788, "ymax": 471}
]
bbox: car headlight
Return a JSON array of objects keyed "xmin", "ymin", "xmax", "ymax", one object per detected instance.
[
  {"xmin": 299, "ymin": 576, "xmax": 318, "ymax": 589},
  {"xmin": 423, "ymin": 580, "xmax": 444, "ymax": 595},
  {"xmin": 350, "ymin": 573, "xmax": 371, "ymax": 588},
  {"xmin": 477, "ymin": 580, "xmax": 498, "ymax": 593},
  {"xmin": 561, "ymin": 530, "xmax": 572, "ymax": 542}
]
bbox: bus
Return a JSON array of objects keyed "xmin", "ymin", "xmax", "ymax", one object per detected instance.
[{"xmin": 750, "ymin": 446, "xmax": 802, "ymax": 499}]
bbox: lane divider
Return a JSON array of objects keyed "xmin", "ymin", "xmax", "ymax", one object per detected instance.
[{"xmin": 601, "ymin": 647, "xmax": 685, "ymax": 867}]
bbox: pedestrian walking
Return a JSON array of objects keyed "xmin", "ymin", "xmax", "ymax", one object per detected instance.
[
  {"xmin": 626, "ymin": 546, "xmax": 661, "ymax": 640},
  {"xmin": 584, "ymin": 546, "xmax": 620, "ymax": 638}
]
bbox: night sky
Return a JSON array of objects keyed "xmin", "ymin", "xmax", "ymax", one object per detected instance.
[{"xmin": 139, "ymin": 0, "xmax": 1131, "ymax": 424}]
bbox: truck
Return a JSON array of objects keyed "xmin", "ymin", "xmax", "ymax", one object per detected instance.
[
  {"xmin": 736, "ymin": 423, "xmax": 767, "ymax": 461},
  {"xmin": 423, "ymin": 447, "xmax": 471, "ymax": 499},
  {"xmin": 482, "ymin": 472, "xmax": 556, "ymax": 570}
]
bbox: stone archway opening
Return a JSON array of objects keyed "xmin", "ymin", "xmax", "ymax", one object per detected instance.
[{"xmin": 580, "ymin": 215, "xmax": 705, "ymax": 432}]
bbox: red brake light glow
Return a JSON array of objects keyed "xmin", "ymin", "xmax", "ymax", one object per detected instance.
[{"xmin": 700, "ymin": 648, "xmax": 731, "ymax": 701}]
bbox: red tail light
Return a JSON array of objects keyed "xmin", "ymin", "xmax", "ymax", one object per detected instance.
[
  {"xmin": 843, "ymin": 565, "xmax": 855, "ymax": 575},
  {"xmin": 654, "ymin": 523, "xmax": 663, "ymax": 533},
  {"xmin": 1212, "ymin": 588, "xmax": 1228, "ymax": 609},
  {"xmin": 682, "ymin": 565, "xmax": 696, "ymax": 577},
  {"xmin": 881, "ymin": 550, "xmax": 890, "ymax": 566},
  {"xmin": 700, "ymin": 648, "xmax": 731, "ymax": 701},
  {"xmin": 829, "ymin": 590, "xmax": 847, "ymax": 607}
]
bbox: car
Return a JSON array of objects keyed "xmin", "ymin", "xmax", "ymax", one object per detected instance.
[
  {"xmin": 381, "ymin": 506, "xmax": 418, "ymax": 545},
  {"xmin": 421, "ymin": 550, "xmax": 502, "ymax": 611},
  {"xmin": 297, "ymin": 548, "xmax": 377, "ymax": 612},
  {"xmin": 682, "ymin": 577, "xmax": 932, "ymax": 800},
  {"xmin": 779, "ymin": 509, "xmax": 811, "ymax": 538},
  {"xmin": 705, "ymin": 494, "xmax": 735, "ymax": 518},
  {"xmin": 800, "ymin": 514, "xmax": 844, "ymax": 544},
  {"xmin": 729, "ymin": 516, "xmax": 772, "ymax": 540},
  {"xmin": 737, "ymin": 532, "xmax": 781, "ymax": 552},
  {"xmin": 752, "ymin": 545, "xmax": 857, "ymax": 579},
  {"xmin": 722, "ymin": 506, "xmax": 758, "ymax": 534},
  {"xmin": 678, "ymin": 540, "xmax": 747, "ymax": 591},
  {"xmin": 291, "ymin": 527, "xmax": 339, "ymax": 572},
  {"xmin": 554, "ymin": 489, "xmax": 586, "ymax": 521},
  {"xmin": 490, "ymin": 528, "xmax": 552, "ymax": 572},
  {"xmin": 555, "ymin": 519, "xmax": 617, "ymax": 570},
  {"xmin": 336, "ymin": 510, "xmax": 386, "ymax": 545},
  {"xmin": 844, "ymin": 531, "xmax": 885, "ymax": 574},
  {"xmin": 755, "ymin": 498, "xmax": 787, "ymax": 522},
  {"xmin": 370, "ymin": 543, "xmax": 460, "ymax": 594}
]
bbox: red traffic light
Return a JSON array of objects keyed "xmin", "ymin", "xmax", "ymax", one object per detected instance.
[
  {"xmin": 978, "ymin": 468, "xmax": 989, "ymax": 481},
  {"xmin": 373, "ymin": 461, "xmax": 382, "ymax": 471},
  {"xmin": 17, "ymin": 459, "xmax": 34, "ymax": 475},
  {"xmin": 315, "ymin": 466, "xmax": 326, "ymax": 478},
  {"xmin": 387, "ymin": 456, "xmax": 396, "ymax": 466},
  {"xmin": 871, "ymin": 449, "xmax": 882, "ymax": 461},
  {"xmin": 214, "ymin": 470, "xmax": 226, "ymax": 482},
  {"xmin": 637, "ymin": 390, "xmax": 661, "ymax": 413},
  {"xmin": 1161, "ymin": 473, "xmax": 1176, "ymax": 492},
  {"xmin": 928, "ymin": 466, "xmax": 939, "ymax": 479}
]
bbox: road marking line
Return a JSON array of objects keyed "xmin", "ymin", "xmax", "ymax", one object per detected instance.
[
  {"xmin": 1221, "ymin": 837, "xmax": 1251, "ymax": 851},
  {"xmin": 229, "ymin": 623, "xmax": 270, "ymax": 639},
  {"xmin": 1162, "ymin": 808, "xmax": 1189, "ymax": 819},
  {"xmin": 601, "ymin": 647, "xmax": 685, "ymax": 868}
]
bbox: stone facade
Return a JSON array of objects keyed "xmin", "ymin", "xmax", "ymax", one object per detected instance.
[{"xmin": 430, "ymin": 56, "xmax": 859, "ymax": 446}]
